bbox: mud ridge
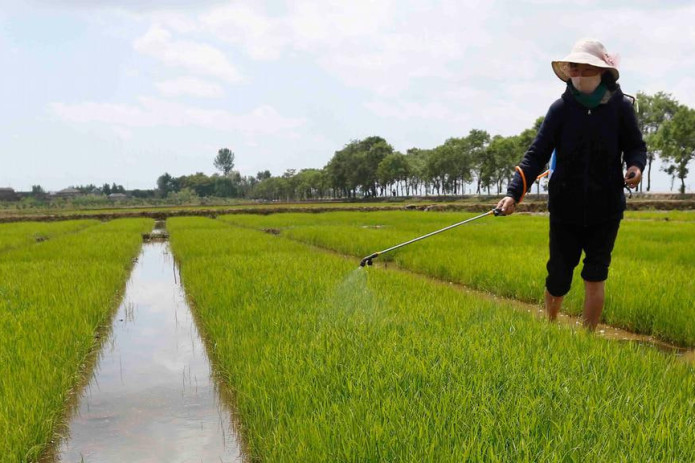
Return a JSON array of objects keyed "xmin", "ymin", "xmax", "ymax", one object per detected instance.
[{"xmin": 2, "ymin": 199, "xmax": 694, "ymax": 223}]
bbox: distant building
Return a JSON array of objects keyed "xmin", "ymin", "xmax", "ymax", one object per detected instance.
[
  {"xmin": 0, "ymin": 187, "xmax": 18, "ymax": 201},
  {"xmin": 108, "ymin": 193, "xmax": 128, "ymax": 200},
  {"xmin": 51, "ymin": 187, "xmax": 82, "ymax": 198}
]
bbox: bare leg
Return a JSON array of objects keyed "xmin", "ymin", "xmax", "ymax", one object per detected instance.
[
  {"xmin": 545, "ymin": 289, "xmax": 563, "ymax": 322},
  {"xmin": 583, "ymin": 280, "xmax": 605, "ymax": 330}
]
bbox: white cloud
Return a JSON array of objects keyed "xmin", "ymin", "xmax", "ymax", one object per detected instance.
[
  {"xmin": 364, "ymin": 100, "xmax": 456, "ymax": 121},
  {"xmin": 155, "ymin": 76, "xmax": 225, "ymax": 98},
  {"xmin": 147, "ymin": 11, "xmax": 199, "ymax": 34},
  {"xmin": 133, "ymin": 25, "xmax": 242, "ymax": 83},
  {"xmin": 199, "ymin": 4, "xmax": 290, "ymax": 60},
  {"xmin": 49, "ymin": 98, "xmax": 306, "ymax": 136},
  {"xmin": 194, "ymin": 1, "xmax": 490, "ymax": 97}
]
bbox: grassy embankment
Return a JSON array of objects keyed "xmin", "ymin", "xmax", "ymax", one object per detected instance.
[
  {"xmin": 0, "ymin": 218, "xmax": 153, "ymax": 463},
  {"xmin": 168, "ymin": 216, "xmax": 695, "ymax": 462},
  {"xmin": 221, "ymin": 211, "xmax": 695, "ymax": 347}
]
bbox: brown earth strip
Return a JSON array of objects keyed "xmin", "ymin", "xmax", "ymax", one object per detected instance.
[{"xmin": 1, "ymin": 198, "xmax": 694, "ymax": 223}]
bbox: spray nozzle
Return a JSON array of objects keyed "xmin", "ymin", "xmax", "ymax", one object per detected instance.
[{"xmin": 360, "ymin": 253, "xmax": 379, "ymax": 267}]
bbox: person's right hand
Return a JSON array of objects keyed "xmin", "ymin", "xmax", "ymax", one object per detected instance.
[{"xmin": 496, "ymin": 196, "xmax": 516, "ymax": 216}]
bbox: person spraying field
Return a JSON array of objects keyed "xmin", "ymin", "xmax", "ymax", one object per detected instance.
[{"xmin": 496, "ymin": 38, "xmax": 646, "ymax": 330}]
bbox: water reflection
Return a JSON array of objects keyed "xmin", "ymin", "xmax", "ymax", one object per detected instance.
[{"xmin": 54, "ymin": 242, "xmax": 243, "ymax": 462}]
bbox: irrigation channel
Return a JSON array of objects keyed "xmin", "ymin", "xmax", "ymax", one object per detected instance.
[{"xmin": 45, "ymin": 228, "xmax": 243, "ymax": 462}]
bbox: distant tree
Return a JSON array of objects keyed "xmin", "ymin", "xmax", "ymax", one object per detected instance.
[
  {"xmin": 213, "ymin": 176, "xmax": 236, "ymax": 197},
  {"xmin": 325, "ymin": 136, "xmax": 393, "ymax": 198},
  {"xmin": 180, "ymin": 172, "xmax": 216, "ymax": 197},
  {"xmin": 635, "ymin": 92, "xmax": 680, "ymax": 191},
  {"xmin": 655, "ymin": 105, "xmax": 695, "ymax": 194},
  {"xmin": 436, "ymin": 137, "xmax": 471, "ymax": 195},
  {"xmin": 295, "ymin": 168, "xmax": 326, "ymax": 199},
  {"xmin": 214, "ymin": 148, "xmax": 235, "ymax": 175},
  {"xmin": 256, "ymin": 170, "xmax": 271, "ymax": 181},
  {"xmin": 377, "ymin": 153, "xmax": 409, "ymax": 196},
  {"xmin": 464, "ymin": 129, "xmax": 491, "ymax": 194},
  {"xmin": 325, "ymin": 146, "xmax": 355, "ymax": 198},
  {"xmin": 484, "ymin": 135, "xmax": 519, "ymax": 194},
  {"xmin": 157, "ymin": 173, "xmax": 174, "ymax": 196},
  {"xmin": 359, "ymin": 137, "xmax": 393, "ymax": 196},
  {"xmin": 31, "ymin": 185, "xmax": 45, "ymax": 196},
  {"xmin": 517, "ymin": 117, "xmax": 543, "ymax": 154},
  {"xmin": 251, "ymin": 176, "xmax": 287, "ymax": 200},
  {"xmin": 73, "ymin": 184, "xmax": 101, "ymax": 194},
  {"xmin": 405, "ymin": 148, "xmax": 429, "ymax": 195}
]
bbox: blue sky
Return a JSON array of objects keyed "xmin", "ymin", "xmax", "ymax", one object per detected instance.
[{"xmin": 1, "ymin": 0, "xmax": 694, "ymax": 192}]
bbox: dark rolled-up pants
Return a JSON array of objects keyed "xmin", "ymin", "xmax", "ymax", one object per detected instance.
[{"xmin": 545, "ymin": 218, "xmax": 621, "ymax": 297}]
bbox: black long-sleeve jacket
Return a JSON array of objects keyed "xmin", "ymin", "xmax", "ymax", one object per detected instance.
[{"xmin": 507, "ymin": 84, "xmax": 647, "ymax": 225}]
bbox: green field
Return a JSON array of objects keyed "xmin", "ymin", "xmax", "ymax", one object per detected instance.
[
  {"xmin": 168, "ymin": 216, "xmax": 695, "ymax": 462},
  {"xmin": 3, "ymin": 211, "xmax": 694, "ymax": 461},
  {"xmin": 219, "ymin": 211, "xmax": 695, "ymax": 347},
  {"xmin": 0, "ymin": 218, "xmax": 153, "ymax": 462},
  {"xmin": 0, "ymin": 220, "xmax": 99, "ymax": 253}
]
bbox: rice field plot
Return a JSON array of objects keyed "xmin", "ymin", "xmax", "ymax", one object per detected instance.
[
  {"xmin": 221, "ymin": 211, "xmax": 695, "ymax": 347},
  {"xmin": 168, "ymin": 217, "xmax": 695, "ymax": 462},
  {"xmin": 0, "ymin": 218, "xmax": 153, "ymax": 463},
  {"xmin": 0, "ymin": 220, "xmax": 99, "ymax": 253},
  {"xmin": 624, "ymin": 210, "xmax": 695, "ymax": 222}
]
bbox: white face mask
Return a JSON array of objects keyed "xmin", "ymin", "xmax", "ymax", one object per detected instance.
[{"xmin": 571, "ymin": 74, "xmax": 602, "ymax": 94}]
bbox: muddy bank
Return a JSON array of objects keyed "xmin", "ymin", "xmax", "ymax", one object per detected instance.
[{"xmin": 1, "ymin": 198, "xmax": 694, "ymax": 223}]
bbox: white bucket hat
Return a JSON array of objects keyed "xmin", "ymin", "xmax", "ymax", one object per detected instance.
[{"xmin": 551, "ymin": 39, "xmax": 620, "ymax": 82}]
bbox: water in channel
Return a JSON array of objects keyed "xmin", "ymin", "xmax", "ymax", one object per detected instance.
[{"xmin": 52, "ymin": 241, "xmax": 243, "ymax": 462}]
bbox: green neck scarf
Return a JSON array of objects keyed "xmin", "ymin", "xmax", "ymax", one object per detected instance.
[{"xmin": 568, "ymin": 81, "xmax": 607, "ymax": 109}]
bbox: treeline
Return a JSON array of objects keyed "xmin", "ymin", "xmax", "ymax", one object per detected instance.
[
  {"xmin": 153, "ymin": 91, "xmax": 693, "ymax": 200},
  {"xmin": 70, "ymin": 183, "xmax": 127, "ymax": 195},
  {"xmin": 157, "ymin": 123, "xmax": 542, "ymax": 202},
  {"xmin": 252, "ymin": 127, "xmax": 540, "ymax": 201}
]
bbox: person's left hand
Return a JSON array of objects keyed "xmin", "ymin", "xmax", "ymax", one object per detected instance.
[{"xmin": 624, "ymin": 166, "xmax": 642, "ymax": 188}]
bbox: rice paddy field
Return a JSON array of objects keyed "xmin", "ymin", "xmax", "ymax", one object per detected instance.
[
  {"xmin": 167, "ymin": 215, "xmax": 695, "ymax": 462},
  {"xmin": 0, "ymin": 218, "xmax": 153, "ymax": 462},
  {"xmin": 3, "ymin": 210, "xmax": 695, "ymax": 461},
  {"xmin": 220, "ymin": 210, "xmax": 695, "ymax": 347},
  {"xmin": 0, "ymin": 220, "xmax": 99, "ymax": 253}
]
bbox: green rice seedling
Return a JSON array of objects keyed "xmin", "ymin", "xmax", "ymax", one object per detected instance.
[
  {"xmin": 221, "ymin": 211, "xmax": 695, "ymax": 346},
  {"xmin": 0, "ymin": 220, "xmax": 99, "ymax": 253},
  {"xmin": 0, "ymin": 218, "xmax": 153, "ymax": 462},
  {"xmin": 168, "ymin": 217, "xmax": 695, "ymax": 462}
]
